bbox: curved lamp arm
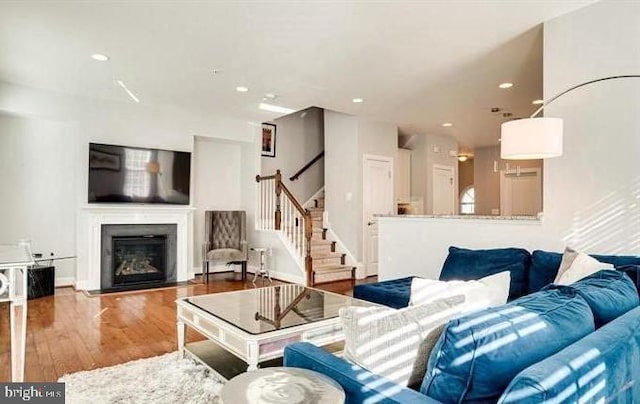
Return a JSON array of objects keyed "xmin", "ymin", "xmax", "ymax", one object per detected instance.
[
  {"xmin": 502, "ymin": 74, "xmax": 640, "ymax": 160},
  {"xmin": 530, "ymin": 74, "xmax": 640, "ymax": 118}
]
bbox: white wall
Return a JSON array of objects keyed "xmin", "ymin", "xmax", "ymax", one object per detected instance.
[
  {"xmin": 0, "ymin": 81, "xmax": 254, "ymax": 286},
  {"xmin": 261, "ymin": 107, "xmax": 324, "ymax": 204},
  {"xmin": 410, "ymin": 133, "xmax": 459, "ymax": 214},
  {"xmin": 0, "ymin": 113, "xmax": 77, "ymax": 284},
  {"xmin": 324, "ymin": 111, "xmax": 360, "ymax": 259},
  {"xmin": 379, "ymin": 0, "xmax": 640, "ymax": 280},
  {"xmin": 324, "ymin": 110, "xmax": 397, "ymax": 265},
  {"xmin": 192, "ymin": 136, "xmax": 243, "ymax": 271}
]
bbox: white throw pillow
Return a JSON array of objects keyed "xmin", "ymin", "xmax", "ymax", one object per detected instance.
[
  {"xmin": 478, "ymin": 271, "xmax": 511, "ymax": 306},
  {"xmin": 340, "ymin": 295, "xmax": 466, "ymax": 387},
  {"xmin": 410, "ymin": 271, "xmax": 511, "ymax": 310},
  {"xmin": 554, "ymin": 250, "xmax": 613, "ymax": 285}
]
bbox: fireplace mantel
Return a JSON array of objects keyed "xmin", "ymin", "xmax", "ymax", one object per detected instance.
[{"xmin": 76, "ymin": 205, "xmax": 195, "ymax": 291}]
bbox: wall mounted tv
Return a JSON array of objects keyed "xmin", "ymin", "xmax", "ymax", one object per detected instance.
[{"xmin": 88, "ymin": 143, "xmax": 191, "ymax": 205}]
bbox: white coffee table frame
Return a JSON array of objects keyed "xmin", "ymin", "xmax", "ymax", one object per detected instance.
[{"xmin": 176, "ymin": 288, "xmax": 361, "ymax": 372}]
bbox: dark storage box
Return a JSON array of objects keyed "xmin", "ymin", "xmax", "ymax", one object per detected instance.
[{"xmin": 28, "ymin": 265, "xmax": 55, "ymax": 299}]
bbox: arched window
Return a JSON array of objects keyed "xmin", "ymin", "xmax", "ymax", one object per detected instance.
[{"xmin": 460, "ymin": 186, "xmax": 475, "ymax": 215}]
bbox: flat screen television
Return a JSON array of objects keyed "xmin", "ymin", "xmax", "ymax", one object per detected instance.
[{"xmin": 88, "ymin": 143, "xmax": 191, "ymax": 205}]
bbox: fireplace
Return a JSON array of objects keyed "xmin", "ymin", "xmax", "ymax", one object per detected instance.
[
  {"xmin": 101, "ymin": 224, "xmax": 177, "ymax": 292},
  {"xmin": 112, "ymin": 235, "xmax": 166, "ymax": 286}
]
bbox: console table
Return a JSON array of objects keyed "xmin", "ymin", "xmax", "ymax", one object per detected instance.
[{"xmin": 0, "ymin": 244, "xmax": 33, "ymax": 382}]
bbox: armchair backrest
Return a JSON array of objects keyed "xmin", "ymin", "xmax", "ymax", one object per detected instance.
[{"xmin": 205, "ymin": 210, "xmax": 246, "ymax": 250}]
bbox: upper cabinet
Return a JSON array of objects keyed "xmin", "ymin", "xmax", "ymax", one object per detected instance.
[{"xmin": 395, "ymin": 148, "xmax": 411, "ymax": 203}]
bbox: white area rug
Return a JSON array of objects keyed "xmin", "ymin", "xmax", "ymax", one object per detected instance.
[{"xmin": 59, "ymin": 352, "xmax": 224, "ymax": 404}]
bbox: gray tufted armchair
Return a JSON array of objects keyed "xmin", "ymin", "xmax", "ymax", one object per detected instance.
[{"xmin": 202, "ymin": 210, "xmax": 248, "ymax": 282}]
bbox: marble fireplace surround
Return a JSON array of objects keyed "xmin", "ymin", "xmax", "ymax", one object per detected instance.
[{"xmin": 78, "ymin": 205, "xmax": 194, "ymax": 291}]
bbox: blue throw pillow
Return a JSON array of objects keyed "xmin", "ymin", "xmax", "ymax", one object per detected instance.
[
  {"xmin": 439, "ymin": 246, "xmax": 531, "ymax": 300},
  {"xmin": 421, "ymin": 287, "xmax": 595, "ymax": 403},
  {"xmin": 529, "ymin": 250, "xmax": 562, "ymax": 294},
  {"xmin": 618, "ymin": 265, "xmax": 640, "ymax": 294},
  {"xmin": 529, "ymin": 250, "xmax": 640, "ymax": 294},
  {"xmin": 545, "ymin": 270, "xmax": 639, "ymax": 328}
]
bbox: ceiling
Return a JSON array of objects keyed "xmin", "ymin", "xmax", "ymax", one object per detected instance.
[{"xmin": 0, "ymin": 1, "xmax": 596, "ymax": 151}]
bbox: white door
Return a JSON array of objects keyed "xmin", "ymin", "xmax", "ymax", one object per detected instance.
[
  {"xmin": 500, "ymin": 168, "xmax": 542, "ymax": 216},
  {"xmin": 363, "ymin": 155, "xmax": 394, "ymax": 277},
  {"xmin": 433, "ymin": 164, "xmax": 455, "ymax": 215}
]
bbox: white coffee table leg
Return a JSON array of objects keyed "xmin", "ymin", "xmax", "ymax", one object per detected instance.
[
  {"xmin": 177, "ymin": 320, "xmax": 185, "ymax": 358},
  {"xmin": 247, "ymin": 342, "xmax": 259, "ymax": 371}
]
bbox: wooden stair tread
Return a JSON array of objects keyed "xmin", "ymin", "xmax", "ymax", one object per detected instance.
[
  {"xmin": 313, "ymin": 265, "xmax": 354, "ymax": 274},
  {"xmin": 311, "ymin": 251, "xmax": 343, "ymax": 259},
  {"xmin": 310, "ymin": 239, "xmax": 334, "ymax": 245}
]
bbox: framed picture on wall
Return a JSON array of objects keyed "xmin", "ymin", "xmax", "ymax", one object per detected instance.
[{"xmin": 261, "ymin": 123, "xmax": 276, "ymax": 157}]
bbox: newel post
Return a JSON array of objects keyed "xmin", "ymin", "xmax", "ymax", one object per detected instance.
[
  {"xmin": 274, "ymin": 170, "xmax": 282, "ymax": 230},
  {"xmin": 304, "ymin": 209, "xmax": 313, "ymax": 286}
]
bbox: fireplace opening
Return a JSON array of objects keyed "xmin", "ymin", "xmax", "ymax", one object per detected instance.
[
  {"xmin": 112, "ymin": 235, "xmax": 167, "ymax": 286},
  {"xmin": 101, "ymin": 223, "xmax": 177, "ymax": 292}
]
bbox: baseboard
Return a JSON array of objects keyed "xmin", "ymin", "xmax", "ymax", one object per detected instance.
[
  {"xmin": 192, "ymin": 265, "xmax": 305, "ymax": 285},
  {"xmin": 55, "ymin": 277, "xmax": 75, "ymax": 288},
  {"xmin": 263, "ymin": 268, "xmax": 305, "ymax": 285}
]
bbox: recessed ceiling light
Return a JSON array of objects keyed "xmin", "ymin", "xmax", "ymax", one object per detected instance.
[
  {"xmin": 236, "ymin": 86, "xmax": 249, "ymax": 93},
  {"xmin": 441, "ymin": 122, "xmax": 453, "ymax": 127},
  {"xmin": 457, "ymin": 155, "xmax": 468, "ymax": 162},
  {"xmin": 532, "ymin": 99, "xmax": 544, "ymax": 105},
  {"xmin": 91, "ymin": 53, "xmax": 110, "ymax": 62},
  {"xmin": 263, "ymin": 93, "xmax": 277, "ymax": 101},
  {"xmin": 352, "ymin": 98, "xmax": 364, "ymax": 103},
  {"xmin": 259, "ymin": 103, "xmax": 295, "ymax": 114},
  {"xmin": 499, "ymin": 82, "xmax": 513, "ymax": 89}
]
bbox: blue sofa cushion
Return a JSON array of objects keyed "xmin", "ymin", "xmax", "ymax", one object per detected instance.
[
  {"xmin": 439, "ymin": 246, "xmax": 531, "ymax": 300},
  {"xmin": 421, "ymin": 287, "xmax": 595, "ymax": 403},
  {"xmin": 618, "ymin": 265, "xmax": 640, "ymax": 295},
  {"xmin": 353, "ymin": 276, "xmax": 414, "ymax": 309},
  {"xmin": 545, "ymin": 270, "xmax": 639, "ymax": 328},
  {"xmin": 284, "ymin": 342, "xmax": 439, "ymax": 404},
  {"xmin": 529, "ymin": 250, "xmax": 640, "ymax": 294},
  {"xmin": 499, "ymin": 306, "xmax": 640, "ymax": 403}
]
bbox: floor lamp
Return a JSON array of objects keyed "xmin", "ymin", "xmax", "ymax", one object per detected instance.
[{"xmin": 501, "ymin": 75, "xmax": 640, "ymax": 160}]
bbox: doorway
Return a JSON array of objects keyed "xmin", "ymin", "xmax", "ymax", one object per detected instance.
[
  {"xmin": 433, "ymin": 164, "xmax": 455, "ymax": 215},
  {"xmin": 362, "ymin": 155, "xmax": 394, "ymax": 277},
  {"xmin": 500, "ymin": 168, "xmax": 542, "ymax": 216}
]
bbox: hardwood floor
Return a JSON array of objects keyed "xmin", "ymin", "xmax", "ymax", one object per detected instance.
[{"xmin": 0, "ymin": 273, "xmax": 377, "ymax": 382}]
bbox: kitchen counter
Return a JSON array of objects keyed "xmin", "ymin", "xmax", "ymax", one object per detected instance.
[{"xmin": 376, "ymin": 214, "xmax": 541, "ymax": 222}]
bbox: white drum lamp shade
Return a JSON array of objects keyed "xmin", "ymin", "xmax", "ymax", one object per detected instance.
[{"xmin": 500, "ymin": 117, "xmax": 563, "ymax": 160}]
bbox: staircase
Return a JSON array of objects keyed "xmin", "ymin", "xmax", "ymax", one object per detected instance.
[
  {"xmin": 255, "ymin": 170, "xmax": 355, "ymax": 286},
  {"xmin": 307, "ymin": 196, "xmax": 355, "ymax": 284}
]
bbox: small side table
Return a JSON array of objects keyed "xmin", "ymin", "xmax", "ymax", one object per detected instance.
[
  {"xmin": 250, "ymin": 247, "xmax": 271, "ymax": 284},
  {"xmin": 220, "ymin": 367, "xmax": 345, "ymax": 404}
]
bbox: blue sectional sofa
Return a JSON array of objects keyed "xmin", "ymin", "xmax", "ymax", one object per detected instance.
[
  {"xmin": 284, "ymin": 247, "xmax": 640, "ymax": 403},
  {"xmin": 353, "ymin": 247, "xmax": 640, "ymax": 309}
]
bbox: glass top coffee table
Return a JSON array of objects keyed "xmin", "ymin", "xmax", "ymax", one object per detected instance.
[{"xmin": 176, "ymin": 284, "xmax": 376, "ymax": 373}]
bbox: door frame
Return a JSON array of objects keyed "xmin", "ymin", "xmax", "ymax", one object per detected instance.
[
  {"xmin": 500, "ymin": 167, "xmax": 542, "ymax": 216},
  {"xmin": 362, "ymin": 154, "xmax": 394, "ymax": 278},
  {"xmin": 432, "ymin": 163, "xmax": 455, "ymax": 215}
]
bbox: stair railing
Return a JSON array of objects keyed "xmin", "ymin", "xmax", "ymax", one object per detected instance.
[
  {"xmin": 289, "ymin": 151, "xmax": 324, "ymax": 181},
  {"xmin": 256, "ymin": 170, "xmax": 313, "ymax": 285}
]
